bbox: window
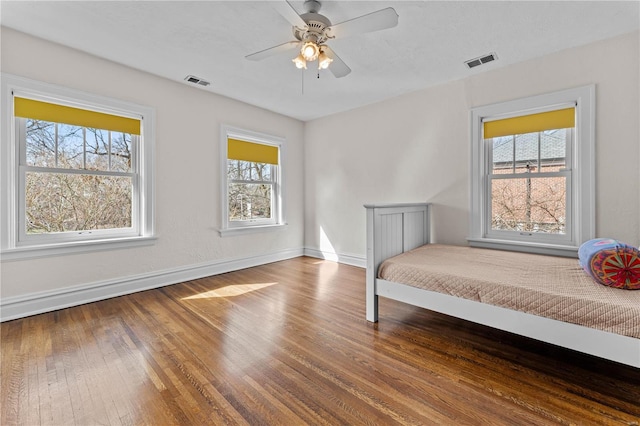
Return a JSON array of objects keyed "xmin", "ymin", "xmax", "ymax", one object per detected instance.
[
  {"xmin": 488, "ymin": 109, "xmax": 573, "ymax": 237},
  {"xmin": 470, "ymin": 86, "xmax": 595, "ymax": 256},
  {"xmin": 1, "ymin": 74, "xmax": 155, "ymax": 259},
  {"xmin": 220, "ymin": 125, "xmax": 285, "ymax": 236}
]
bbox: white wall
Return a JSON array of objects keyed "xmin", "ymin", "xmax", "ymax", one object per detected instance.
[
  {"xmin": 2, "ymin": 27, "xmax": 639, "ymax": 318},
  {"xmin": 304, "ymin": 31, "xmax": 640, "ymax": 261},
  {"xmin": 0, "ymin": 28, "xmax": 305, "ymax": 303}
]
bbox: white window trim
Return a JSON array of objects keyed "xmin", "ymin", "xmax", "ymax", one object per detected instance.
[
  {"xmin": 1, "ymin": 73, "xmax": 155, "ymax": 261},
  {"xmin": 219, "ymin": 125, "xmax": 286, "ymax": 237},
  {"xmin": 469, "ymin": 85, "xmax": 595, "ymax": 257}
]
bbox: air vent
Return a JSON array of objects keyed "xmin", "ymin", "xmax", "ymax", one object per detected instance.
[
  {"xmin": 465, "ymin": 52, "xmax": 498, "ymax": 69},
  {"xmin": 184, "ymin": 75, "xmax": 211, "ymax": 87}
]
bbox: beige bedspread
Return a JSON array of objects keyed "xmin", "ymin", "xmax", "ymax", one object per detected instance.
[{"xmin": 378, "ymin": 244, "xmax": 640, "ymax": 339}]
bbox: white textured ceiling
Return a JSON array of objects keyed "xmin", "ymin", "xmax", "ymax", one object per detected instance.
[{"xmin": 1, "ymin": 1, "xmax": 639, "ymax": 121}]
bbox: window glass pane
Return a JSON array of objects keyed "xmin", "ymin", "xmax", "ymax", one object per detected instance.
[
  {"xmin": 540, "ymin": 129, "xmax": 566, "ymax": 172},
  {"xmin": 25, "ymin": 172, "xmax": 132, "ymax": 233},
  {"xmin": 25, "ymin": 119, "xmax": 56, "ymax": 167},
  {"xmin": 85, "ymin": 128, "xmax": 109, "ymax": 171},
  {"xmin": 491, "ymin": 176, "xmax": 566, "ymax": 234},
  {"xmin": 492, "ymin": 136, "xmax": 514, "ymax": 174},
  {"xmin": 57, "ymin": 124, "xmax": 84, "ymax": 169},
  {"xmin": 492, "ymin": 130, "xmax": 568, "ymax": 175},
  {"xmin": 513, "ymin": 133, "xmax": 541, "ymax": 173},
  {"xmin": 228, "ymin": 183, "xmax": 272, "ymax": 221},
  {"xmin": 255, "ymin": 163, "xmax": 272, "ymax": 181},
  {"xmin": 111, "ymin": 132, "xmax": 133, "ymax": 172},
  {"xmin": 26, "ymin": 120, "xmax": 135, "ymax": 173},
  {"xmin": 227, "ymin": 160, "xmax": 272, "ymax": 181}
]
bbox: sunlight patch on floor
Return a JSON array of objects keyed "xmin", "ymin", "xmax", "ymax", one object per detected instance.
[
  {"xmin": 315, "ymin": 260, "xmax": 339, "ymax": 299},
  {"xmin": 181, "ymin": 282, "xmax": 278, "ymax": 299}
]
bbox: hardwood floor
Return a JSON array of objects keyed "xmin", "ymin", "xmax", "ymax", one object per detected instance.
[{"xmin": 2, "ymin": 257, "xmax": 639, "ymax": 425}]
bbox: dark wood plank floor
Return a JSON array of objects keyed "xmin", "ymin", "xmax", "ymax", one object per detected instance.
[{"xmin": 2, "ymin": 257, "xmax": 639, "ymax": 425}]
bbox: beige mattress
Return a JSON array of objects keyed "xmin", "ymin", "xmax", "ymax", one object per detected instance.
[{"xmin": 378, "ymin": 244, "xmax": 640, "ymax": 339}]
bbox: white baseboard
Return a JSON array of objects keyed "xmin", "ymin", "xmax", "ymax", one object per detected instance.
[
  {"xmin": 0, "ymin": 248, "xmax": 303, "ymax": 322},
  {"xmin": 304, "ymin": 247, "xmax": 366, "ymax": 268}
]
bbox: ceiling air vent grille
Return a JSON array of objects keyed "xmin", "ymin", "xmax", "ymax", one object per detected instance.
[
  {"xmin": 184, "ymin": 75, "xmax": 211, "ymax": 86},
  {"xmin": 465, "ymin": 52, "xmax": 498, "ymax": 69}
]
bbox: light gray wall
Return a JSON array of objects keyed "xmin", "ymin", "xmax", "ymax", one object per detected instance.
[
  {"xmin": 304, "ymin": 31, "xmax": 640, "ymax": 259},
  {"xmin": 1, "ymin": 27, "xmax": 305, "ymax": 299}
]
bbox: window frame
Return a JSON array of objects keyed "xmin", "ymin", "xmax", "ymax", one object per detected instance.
[
  {"xmin": 469, "ymin": 86, "xmax": 595, "ymax": 256},
  {"xmin": 219, "ymin": 125, "xmax": 286, "ymax": 237},
  {"xmin": 1, "ymin": 73, "xmax": 155, "ymax": 260}
]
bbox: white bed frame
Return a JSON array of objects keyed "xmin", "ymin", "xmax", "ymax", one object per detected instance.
[{"xmin": 365, "ymin": 202, "xmax": 640, "ymax": 368}]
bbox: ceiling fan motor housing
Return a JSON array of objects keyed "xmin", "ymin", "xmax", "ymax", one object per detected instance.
[{"xmin": 293, "ymin": 12, "xmax": 332, "ymax": 44}]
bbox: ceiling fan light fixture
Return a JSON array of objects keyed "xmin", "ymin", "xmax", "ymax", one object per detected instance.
[
  {"xmin": 292, "ymin": 54, "xmax": 307, "ymax": 69},
  {"xmin": 301, "ymin": 41, "xmax": 320, "ymax": 61},
  {"xmin": 247, "ymin": 1, "xmax": 398, "ymax": 79},
  {"xmin": 317, "ymin": 49, "xmax": 333, "ymax": 69}
]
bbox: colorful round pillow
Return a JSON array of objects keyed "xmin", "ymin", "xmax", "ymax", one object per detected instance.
[{"xmin": 578, "ymin": 238, "xmax": 640, "ymax": 290}]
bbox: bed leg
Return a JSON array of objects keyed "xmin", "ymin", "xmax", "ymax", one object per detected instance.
[
  {"xmin": 366, "ymin": 294, "xmax": 378, "ymax": 322},
  {"xmin": 365, "ymin": 206, "xmax": 379, "ymax": 322},
  {"xmin": 366, "ymin": 278, "xmax": 379, "ymax": 322}
]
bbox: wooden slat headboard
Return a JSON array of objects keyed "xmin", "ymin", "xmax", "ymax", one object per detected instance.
[{"xmin": 364, "ymin": 203, "xmax": 431, "ymax": 321}]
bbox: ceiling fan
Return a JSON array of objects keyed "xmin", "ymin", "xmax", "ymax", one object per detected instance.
[{"xmin": 245, "ymin": 0, "xmax": 399, "ymax": 78}]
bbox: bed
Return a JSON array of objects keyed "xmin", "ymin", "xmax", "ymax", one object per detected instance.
[{"xmin": 364, "ymin": 202, "xmax": 640, "ymax": 368}]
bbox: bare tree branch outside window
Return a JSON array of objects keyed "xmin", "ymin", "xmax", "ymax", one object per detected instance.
[
  {"xmin": 489, "ymin": 129, "xmax": 568, "ymax": 234},
  {"xmin": 24, "ymin": 119, "xmax": 134, "ymax": 234},
  {"xmin": 228, "ymin": 159, "xmax": 273, "ymax": 221}
]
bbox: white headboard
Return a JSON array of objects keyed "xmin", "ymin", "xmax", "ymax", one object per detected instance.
[{"xmin": 364, "ymin": 203, "xmax": 431, "ymax": 320}]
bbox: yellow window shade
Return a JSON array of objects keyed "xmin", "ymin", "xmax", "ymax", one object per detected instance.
[
  {"xmin": 14, "ymin": 97, "xmax": 140, "ymax": 135},
  {"xmin": 228, "ymin": 138, "xmax": 279, "ymax": 165},
  {"xmin": 484, "ymin": 107, "xmax": 574, "ymax": 139}
]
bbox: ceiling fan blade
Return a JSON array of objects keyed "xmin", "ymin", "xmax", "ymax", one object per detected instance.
[
  {"xmin": 323, "ymin": 46, "xmax": 351, "ymax": 78},
  {"xmin": 273, "ymin": 0, "xmax": 307, "ymax": 29},
  {"xmin": 246, "ymin": 41, "xmax": 300, "ymax": 61},
  {"xmin": 327, "ymin": 7, "xmax": 398, "ymax": 39}
]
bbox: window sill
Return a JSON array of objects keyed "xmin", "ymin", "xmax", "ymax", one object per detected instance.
[
  {"xmin": 1, "ymin": 235, "xmax": 157, "ymax": 262},
  {"xmin": 219, "ymin": 223, "xmax": 288, "ymax": 237},
  {"xmin": 467, "ymin": 237, "xmax": 578, "ymax": 258}
]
